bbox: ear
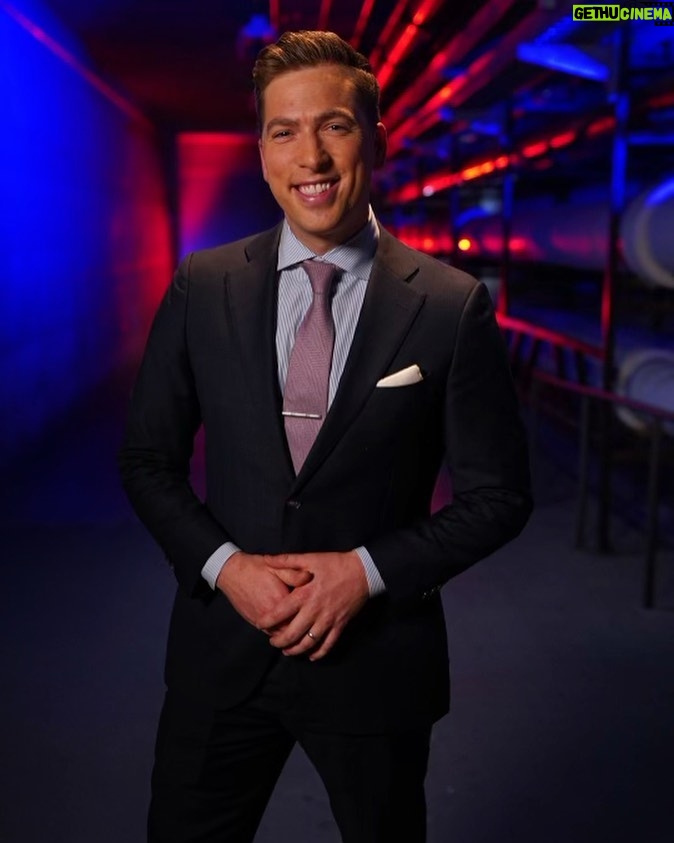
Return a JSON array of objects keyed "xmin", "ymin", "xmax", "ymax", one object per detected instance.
[
  {"xmin": 373, "ymin": 122, "xmax": 387, "ymax": 169},
  {"xmin": 258, "ymin": 138, "xmax": 269, "ymax": 184}
]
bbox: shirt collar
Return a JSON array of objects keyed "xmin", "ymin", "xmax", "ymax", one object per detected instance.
[{"xmin": 277, "ymin": 208, "xmax": 379, "ymax": 281}]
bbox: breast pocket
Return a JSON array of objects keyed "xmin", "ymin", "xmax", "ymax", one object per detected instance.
[{"xmin": 359, "ymin": 378, "xmax": 434, "ymax": 443}]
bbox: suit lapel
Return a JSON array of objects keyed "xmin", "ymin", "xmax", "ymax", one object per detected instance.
[
  {"xmin": 225, "ymin": 225, "xmax": 295, "ymax": 484},
  {"xmin": 294, "ymin": 229, "xmax": 426, "ymax": 488}
]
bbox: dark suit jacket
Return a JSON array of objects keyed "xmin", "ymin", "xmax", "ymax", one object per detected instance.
[{"xmin": 119, "ymin": 224, "xmax": 532, "ymax": 733}]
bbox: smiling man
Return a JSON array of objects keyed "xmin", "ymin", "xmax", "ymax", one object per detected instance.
[
  {"xmin": 120, "ymin": 30, "xmax": 532, "ymax": 843},
  {"xmin": 258, "ymin": 62, "xmax": 386, "ymax": 254}
]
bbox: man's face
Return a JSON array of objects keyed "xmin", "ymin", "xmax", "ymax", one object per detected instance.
[{"xmin": 258, "ymin": 64, "xmax": 387, "ymax": 255}]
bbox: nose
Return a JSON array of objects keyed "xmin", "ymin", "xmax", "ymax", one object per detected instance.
[{"xmin": 298, "ymin": 130, "xmax": 329, "ymax": 170}]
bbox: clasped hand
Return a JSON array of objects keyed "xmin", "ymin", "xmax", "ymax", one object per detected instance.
[{"xmin": 216, "ymin": 550, "xmax": 369, "ymax": 661}]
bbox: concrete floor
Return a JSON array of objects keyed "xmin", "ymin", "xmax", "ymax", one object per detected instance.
[{"xmin": 2, "ymin": 385, "xmax": 673, "ymax": 843}]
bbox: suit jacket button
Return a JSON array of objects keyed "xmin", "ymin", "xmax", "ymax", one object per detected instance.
[{"xmin": 286, "ymin": 499, "xmax": 301, "ymax": 509}]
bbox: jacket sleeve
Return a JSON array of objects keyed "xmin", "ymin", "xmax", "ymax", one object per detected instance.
[
  {"xmin": 118, "ymin": 256, "xmax": 231, "ymax": 598},
  {"xmin": 366, "ymin": 282, "xmax": 533, "ymax": 608}
]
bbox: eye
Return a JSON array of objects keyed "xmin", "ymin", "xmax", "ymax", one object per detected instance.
[
  {"xmin": 272, "ymin": 129, "xmax": 292, "ymax": 140},
  {"xmin": 325, "ymin": 122, "xmax": 349, "ymax": 133}
]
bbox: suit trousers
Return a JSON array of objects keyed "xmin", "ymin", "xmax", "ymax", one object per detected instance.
[{"xmin": 148, "ymin": 655, "xmax": 431, "ymax": 843}]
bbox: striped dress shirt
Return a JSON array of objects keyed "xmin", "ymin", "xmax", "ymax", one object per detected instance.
[{"xmin": 202, "ymin": 211, "xmax": 386, "ymax": 596}]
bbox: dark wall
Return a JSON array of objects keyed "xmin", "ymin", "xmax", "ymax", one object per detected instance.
[{"xmin": 1, "ymin": 0, "xmax": 173, "ymax": 466}]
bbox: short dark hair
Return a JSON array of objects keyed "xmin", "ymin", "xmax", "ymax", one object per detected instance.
[{"xmin": 253, "ymin": 30, "xmax": 381, "ymax": 132}]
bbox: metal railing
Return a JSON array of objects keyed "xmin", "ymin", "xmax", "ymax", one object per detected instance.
[
  {"xmin": 497, "ymin": 313, "xmax": 603, "ymax": 386},
  {"xmin": 529, "ymin": 370, "xmax": 674, "ymax": 609}
]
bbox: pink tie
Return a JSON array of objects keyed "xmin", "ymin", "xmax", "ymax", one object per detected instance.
[{"xmin": 283, "ymin": 260, "xmax": 338, "ymax": 474}]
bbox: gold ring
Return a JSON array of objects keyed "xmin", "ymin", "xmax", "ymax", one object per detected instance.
[{"xmin": 306, "ymin": 631, "xmax": 317, "ymax": 640}]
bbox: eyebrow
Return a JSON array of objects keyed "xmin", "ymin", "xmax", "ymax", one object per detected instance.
[{"xmin": 264, "ymin": 108, "xmax": 357, "ymax": 135}]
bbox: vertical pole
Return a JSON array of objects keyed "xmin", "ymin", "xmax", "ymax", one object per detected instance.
[
  {"xmin": 575, "ymin": 395, "xmax": 592, "ymax": 549},
  {"xmin": 601, "ymin": 26, "xmax": 629, "ymax": 390},
  {"xmin": 597, "ymin": 25, "xmax": 629, "ymax": 552},
  {"xmin": 499, "ymin": 101, "xmax": 514, "ymax": 317},
  {"xmin": 160, "ymin": 128, "xmax": 181, "ymax": 269},
  {"xmin": 643, "ymin": 421, "xmax": 663, "ymax": 609},
  {"xmin": 528, "ymin": 377, "xmax": 540, "ymax": 487},
  {"xmin": 448, "ymin": 136, "xmax": 461, "ymax": 267},
  {"xmin": 450, "ymin": 185, "xmax": 461, "ymax": 266}
]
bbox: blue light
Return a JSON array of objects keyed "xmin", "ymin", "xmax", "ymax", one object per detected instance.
[
  {"xmin": 1, "ymin": 0, "xmax": 172, "ymax": 463},
  {"xmin": 241, "ymin": 14, "xmax": 275, "ymax": 40},
  {"xmin": 533, "ymin": 16, "xmax": 581, "ymax": 45},
  {"xmin": 628, "ymin": 22, "xmax": 674, "ymax": 69},
  {"xmin": 517, "ymin": 43, "xmax": 610, "ymax": 82}
]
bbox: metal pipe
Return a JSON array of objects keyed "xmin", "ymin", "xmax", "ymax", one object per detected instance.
[
  {"xmin": 317, "ymin": 0, "xmax": 334, "ymax": 33},
  {"xmin": 377, "ymin": 0, "xmax": 445, "ymax": 91},
  {"xmin": 350, "ymin": 0, "xmax": 377, "ymax": 50},
  {"xmin": 382, "ymin": 0, "xmax": 520, "ymax": 131},
  {"xmin": 616, "ymin": 350, "xmax": 674, "ymax": 436},
  {"xmin": 386, "ymin": 5, "xmax": 566, "ymax": 156},
  {"xmin": 369, "ymin": 0, "xmax": 412, "ymax": 72},
  {"xmin": 425, "ymin": 178, "xmax": 674, "ymax": 289}
]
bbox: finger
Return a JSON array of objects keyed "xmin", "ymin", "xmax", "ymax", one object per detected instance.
[
  {"xmin": 257, "ymin": 592, "xmax": 302, "ymax": 630},
  {"xmin": 274, "ymin": 568, "xmax": 313, "ymax": 588},
  {"xmin": 268, "ymin": 617, "xmax": 315, "ymax": 650},
  {"xmin": 264, "ymin": 553, "xmax": 299, "ymax": 570},
  {"xmin": 269, "ymin": 608, "xmax": 323, "ymax": 650},
  {"xmin": 308, "ymin": 627, "xmax": 341, "ymax": 662},
  {"xmin": 258, "ymin": 618, "xmax": 291, "ymax": 635},
  {"xmin": 280, "ymin": 626, "xmax": 326, "ymax": 657}
]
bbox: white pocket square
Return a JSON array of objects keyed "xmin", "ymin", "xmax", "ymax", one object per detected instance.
[{"xmin": 376, "ymin": 364, "xmax": 424, "ymax": 388}]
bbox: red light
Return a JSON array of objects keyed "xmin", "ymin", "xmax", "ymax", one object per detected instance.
[
  {"xmin": 413, "ymin": 0, "xmax": 437, "ymax": 25},
  {"xmin": 509, "ymin": 237, "xmax": 527, "ymax": 252},
  {"xmin": 550, "ymin": 130, "xmax": 577, "ymax": 149},
  {"xmin": 587, "ymin": 116, "xmax": 615, "ymax": 137},
  {"xmin": 522, "ymin": 141, "xmax": 548, "ymax": 158}
]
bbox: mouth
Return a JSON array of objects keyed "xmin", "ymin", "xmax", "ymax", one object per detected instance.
[{"xmin": 294, "ymin": 180, "xmax": 338, "ymax": 198}]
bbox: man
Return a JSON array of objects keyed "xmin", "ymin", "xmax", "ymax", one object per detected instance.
[{"xmin": 120, "ymin": 30, "xmax": 532, "ymax": 843}]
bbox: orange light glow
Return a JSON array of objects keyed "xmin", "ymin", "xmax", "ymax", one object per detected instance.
[
  {"xmin": 457, "ymin": 238, "xmax": 472, "ymax": 251},
  {"xmin": 462, "ymin": 165, "xmax": 483, "ymax": 180},
  {"xmin": 413, "ymin": 0, "xmax": 437, "ymax": 25}
]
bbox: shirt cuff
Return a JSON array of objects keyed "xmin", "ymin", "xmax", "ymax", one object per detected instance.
[
  {"xmin": 201, "ymin": 541, "xmax": 242, "ymax": 589},
  {"xmin": 354, "ymin": 546, "xmax": 386, "ymax": 597}
]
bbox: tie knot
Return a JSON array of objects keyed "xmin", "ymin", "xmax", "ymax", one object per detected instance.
[{"xmin": 302, "ymin": 260, "xmax": 337, "ymax": 296}]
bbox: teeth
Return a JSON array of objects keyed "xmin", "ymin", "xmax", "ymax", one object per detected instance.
[{"xmin": 298, "ymin": 182, "xmax": 332, "ymax": 196}]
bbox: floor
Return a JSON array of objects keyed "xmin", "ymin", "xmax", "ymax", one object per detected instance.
[{"xmin": 2, "ymin": 376, "xmax": 673, "ymax": 843}]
